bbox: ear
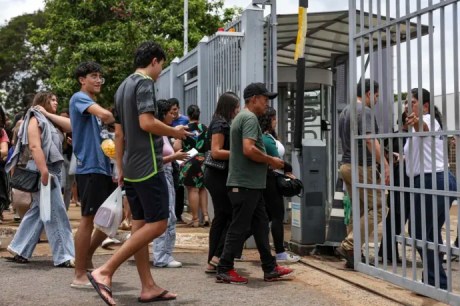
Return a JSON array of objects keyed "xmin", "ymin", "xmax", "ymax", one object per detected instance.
[{"xmin": 78, "ymin": 76, "xmax": 86, "ymax": 86}]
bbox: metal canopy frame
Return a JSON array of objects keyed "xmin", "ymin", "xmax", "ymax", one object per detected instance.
[{"xmin": 267, "ymin": 10, "xmax": 430, "ymax": 68}]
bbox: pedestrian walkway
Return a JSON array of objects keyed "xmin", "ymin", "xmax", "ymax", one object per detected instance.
[{"xmin": 0, "ymin": 204, "xmax": 446, "ymax": 305}]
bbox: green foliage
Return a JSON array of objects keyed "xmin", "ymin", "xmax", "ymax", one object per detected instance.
[
  {"xmin": 29, "ymin": 0, "xmax": 240, "ymax": 109},
  {"xmin": 0, "ymin": 12, "xmax": 47, "ymax": 113}
]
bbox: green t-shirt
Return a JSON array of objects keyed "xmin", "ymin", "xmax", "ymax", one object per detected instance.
[
  {"xmin": 226, "ymin": 109, "xmax": 267, "ymax": 189},
  {"xmin": 262, "ymin": 133, "xmax": 279, "ymax": 157}
]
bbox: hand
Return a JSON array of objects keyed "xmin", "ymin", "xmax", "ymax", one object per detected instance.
[
  {"xmin": 34, "ymin": 105, "xmax": 48, "ymax": 116},
  {"xmin": 41, "ymin": 170, "xmax": 49, "ymax": 186},
  {"xmin": 269, "ymin": 157, "xmax": 284, "ymax": 170},
  {"xmin": 405, "ymin": 112, "xmax": 419, "ymax": 126},
  {"xmin": 173, "ymin": 125, "xmax": 193, "ymax": 140},
  {"xmin": 174, "ymin": 149, "xmax": 190, "ymax": 161},
  {"xmin": 66, "ymin": 137, "xmax": 72, "ymax": 145},
  {"xmin": 117, "ymin": 170, "xmax": 124, "ymax": 187},
  {"xmin": 285, "ymin": 172, "xmax": 296, "ymax": 179}
]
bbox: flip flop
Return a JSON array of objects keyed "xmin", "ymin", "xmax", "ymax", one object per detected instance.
[
  {"xmin": 137, "ymin": 290, "xmax": 177, "ymax": 303},
  {"xmin": 87, "ymin": 271, "xmax": 115, "ymax": 306},
  {"xmin": 70, "ymin": 282, "xmax": 93, "ymax": 289}
]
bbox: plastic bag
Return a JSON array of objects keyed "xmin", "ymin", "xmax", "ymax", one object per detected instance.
[
  {"xmin": 11, "ymin": 188, "xmax": 32, "ymax": 218},
  {"xmin": 94, "ymin": 187, "xmax": 123, "ymax": 238},
  {"xmin": 68, "ymin": 154, "xmax": 77, "ymax": 175},
  {"xmin": 39, "ymin": 175, "xmax": 52, "ymax": 222}
]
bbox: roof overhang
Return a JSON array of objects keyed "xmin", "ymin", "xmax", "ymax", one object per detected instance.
[{"xmin": 266, "ymin": 10, "xmax": 430, "ymax": 69}]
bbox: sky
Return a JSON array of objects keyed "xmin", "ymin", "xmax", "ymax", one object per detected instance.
[{"xmin": 0, "ymin": 0, "xmax": 348, "ymax": 25}]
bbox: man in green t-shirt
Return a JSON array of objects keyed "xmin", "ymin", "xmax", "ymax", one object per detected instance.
[{"xmin": 216, "ymin": 82, "xmax": 294, "ymax": 284}]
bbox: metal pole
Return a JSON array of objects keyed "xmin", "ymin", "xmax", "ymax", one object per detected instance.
[
  {"xmin": 184, "ymin": 0, "xmax": 188, "ymax": 55},
  {"xmin": 293, "ymin": 0, "xmax": 308, "ymax": 149},
  {"xmin": 271, "ymin": 0, "xmax": 278, "ymax": 108}
]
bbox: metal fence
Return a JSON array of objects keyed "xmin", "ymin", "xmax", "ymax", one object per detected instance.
[
  {"xmin": 155, "ymin": 7, "xmax": 265, "ymax": 125},
  {"xmin": 348, "ymin": 0, "xmax": 460, "ymax": 303}
]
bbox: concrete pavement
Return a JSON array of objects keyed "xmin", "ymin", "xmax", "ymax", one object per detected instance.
[{"xmin": 0, "ymin": 204, "xmax": 446, "ymax": 305}]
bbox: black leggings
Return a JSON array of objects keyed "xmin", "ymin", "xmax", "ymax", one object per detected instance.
[
  {"xmin": 204, "ymin": 168, "xmax": 233, "ymax": 263},
  {"xmin": 263, "ymin": 172, "xmax": 285, "ymax": 254}
]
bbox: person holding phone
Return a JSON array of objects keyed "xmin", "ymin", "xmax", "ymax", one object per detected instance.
[
  {"xmin": 6, "ymin": 92, "xmax": 75, "ymax": 267},
  {"xmin": 174, "ymin": 105, "xmax": 210, "ymax": 228}
]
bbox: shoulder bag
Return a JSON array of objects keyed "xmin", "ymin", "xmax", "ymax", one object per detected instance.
[
  {"xmin": 274, "ymin": 172, "xmax": 304, "ymax": 197},
  {"xmin": 203, "ymin": 151, "xmax": 227, "ymax": 170},
  {"xmin": 10, "ymin": 166, "xmax": 40, "ymax": 193}
]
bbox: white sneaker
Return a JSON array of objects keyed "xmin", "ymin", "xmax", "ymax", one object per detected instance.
[
  {"xmin": 276, "ymin": 252, "xmax": 301, "ymax": 262},
  {"xmin": 166, "ymin": 260, "xmax": 182, "ymax": 268},
  {"xmin": 101, "ymin": 237, "xmax": 121, "ymax": 249}
]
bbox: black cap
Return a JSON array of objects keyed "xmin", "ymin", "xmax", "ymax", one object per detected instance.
[{"xmin": 243, "ymin": 82, "xmax": 278, "ymax": 100}]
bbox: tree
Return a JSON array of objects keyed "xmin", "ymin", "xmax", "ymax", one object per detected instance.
[
  {"xmin": 30, "ymin": 0, "xmax": 240, "ymax": 108},
  {"xmin": 0, "ymin": 12, "xmax": 47, "ymax": 113}
]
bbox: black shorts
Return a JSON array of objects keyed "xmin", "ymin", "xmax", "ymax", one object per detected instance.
[
  {"xmin": 76, "ymin": 173, "xmax": 116, "ymax": 216},
  {"xmin": 124, "ymin": 172, "xmax": 169, "ymax": 223}
]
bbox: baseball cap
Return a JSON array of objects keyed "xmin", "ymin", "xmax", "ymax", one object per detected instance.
[{"xmin": 243, "ymin": 82, "xmax": 278, "ymax": 100}]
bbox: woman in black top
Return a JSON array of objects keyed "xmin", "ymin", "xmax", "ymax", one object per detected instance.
[{"xmin": 203, "ymin": 92, "xmax": 240, "ymax": 272}]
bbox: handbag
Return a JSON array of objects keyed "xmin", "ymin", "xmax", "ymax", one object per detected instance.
[
  {"xmin": 275, "ymin": 172, "xmax": 304, "ymax": 197},
  {"xmin": 203, "ymin": 151, "xmax": 227, "ymax": 170},
  {"xmin": 10, "ymin": 167, "xmax": 40, "ymax": 193}
]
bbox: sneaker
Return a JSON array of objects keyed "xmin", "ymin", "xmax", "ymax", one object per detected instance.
[
  {"xmin": 101, "ymin": 237, "xmax": 121, "ymax": 249},
  {"xmin": 264, "ymin": 265, "xmax": 293, "ymax": 281},
  {"xmin": 216, "ymin": 269, "xmax": 248, "ymax": 284},
  {"xmin": 56, "ymin": 259, "xmax": 75, "ymax": 268},
  {"xmin": 166, "ymin": 260, "xmax": 182, "ymax": 268},
  {"xmin": 276, "ymin": 252, "xmax": 301, "ymax": 263}
]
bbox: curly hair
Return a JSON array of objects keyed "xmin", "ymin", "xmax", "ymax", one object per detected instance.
[
  {"xmin": 134, "ymin": 41, "xmax": 166, "ymax": 68},
  {"xmin": 156, "ymin": 99, "xmax": 172, "ymax": 122},
  {"xmin": 74, "ymin": 61, "xmax": 103, "ymax": 84},
  {"xmin": 258, "ymin": 106, "xmax": 276, "ymax": 134}
]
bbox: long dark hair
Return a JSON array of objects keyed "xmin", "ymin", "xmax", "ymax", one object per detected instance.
[
  {"xmin": 411, "ymin": 88, "xmax": 443, "ymax": 130},
  {"xmin": 258, "ymin": 106, "xmax": 277, "ymax": 135},
  {"xmin": 213, "ymin": 92, "xmax": 240, "ymax": 123}
]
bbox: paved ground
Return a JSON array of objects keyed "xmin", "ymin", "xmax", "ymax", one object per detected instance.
[{"xmin": 0, "ymin": 204, "xmax": 448, "ymax": 306}]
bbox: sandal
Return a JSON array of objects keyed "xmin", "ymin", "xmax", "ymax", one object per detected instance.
[
  {"xmin": 6, "ymin": 254, "xmax": 29, "ymax": 264},
  {"xmin": 187, "ymin": 219, "xmax": 200, "ymax": 228}
]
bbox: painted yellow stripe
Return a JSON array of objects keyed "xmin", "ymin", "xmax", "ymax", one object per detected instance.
[{"xmin": 294, "ymin": 7, "xmax": 308, "ymax": 61}]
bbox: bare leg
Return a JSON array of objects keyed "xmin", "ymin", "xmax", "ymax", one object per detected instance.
[
  {"xmin": 187, "ymin": 187, "xmax": 200, "ymax": 224},
  {"xmin": 89, "ymin": 219, "xmax": 176, "ymax": 303},
  {"xmin": 73, "ymin": 215, "xmax": 98, "ymax": 284},
  {"xmin": 198, "ymin": 188, "xmax": 209, "ymax": 218},
  {"xmin": 86, "ymin": 228, "xmax": 107, "ymax": 269}
]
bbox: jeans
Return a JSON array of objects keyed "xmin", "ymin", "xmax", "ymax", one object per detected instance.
[
  {"xmin": 9, "ymin": 160, "xmax": 75, "ymax": 265},
  {"xmin": 409, "ymin": 171, "xmax": 456, "ymax": 289},
  {"xmin": 152, "ymin": 165, "xmax": 177, "ymax": 266},
  {"xmin": 218, "ymin": 188, "xmax": 276, "ymax": 273},
  {"xmin": 204, "ymin": 168, "xmax": 233, "ymax": 263}
]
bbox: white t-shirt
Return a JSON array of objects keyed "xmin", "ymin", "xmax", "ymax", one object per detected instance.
[{"xmin": 403, "ymin": 114, "xmax": 445, "ymax": 176}]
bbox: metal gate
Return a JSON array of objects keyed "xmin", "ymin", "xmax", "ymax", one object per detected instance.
[{"xmin": 348, "ymin": 0, "xmax": 460, "ymax": 303}]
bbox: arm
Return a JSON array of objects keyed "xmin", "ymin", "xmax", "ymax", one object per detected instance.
[
  {"xmin": 114, "ymin": 124, "xmax": 124, "ymax": 186},
  {"xmin": 27, "ymin": 117, "xmax": 49, "ymax": 185},
  {"xmin": 0, "ymin": 141, "xmax": 7, "ymax": 161},
  {"xmin": 163, "ymin": 150, "xmax": 189, "ymax": 164},
  {"xmin": 242, "ymin": 138, "xmax": 284, "ymax": 169},
  {"xmin": 366, "ymin": 137, "xmax": 390, "ymax": 185},
  {"xmin": 211, "ymin": 133, "xmax": 229, "ymax": 160},
  {"xmin": 173, "ymin": 138, "xmax": 183, "ymax": 152},
  {"xmin": 34, "ymin": 105, "xmax": 71, "ymax": 132},
  {"xmin": 139, "ymin": 113, "xmax": 190, "ymax": 140},
  {"xmin": 86, "ymin": 104, "xmax": 115, "ymax": 124}
]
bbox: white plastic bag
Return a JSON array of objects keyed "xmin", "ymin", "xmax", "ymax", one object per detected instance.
[
  {"xmin": 68, "ymin": 154, "xmax": 77, "ymax": 175},
  {"xmin": 39, "ymin": 175, "xmax": 52, "ymax": 222},
  {"xmin": 94, "ymin": 187, "xmax": 123, "ymax": 238}
]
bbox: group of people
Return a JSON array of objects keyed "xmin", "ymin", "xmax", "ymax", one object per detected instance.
[
  {"xmin": 336, "ymin": 79, "xmax": 458, "ymax": 290},
  {"xmin": 1, "ymin": 41, "xmax": 297, "ymax": 305}
]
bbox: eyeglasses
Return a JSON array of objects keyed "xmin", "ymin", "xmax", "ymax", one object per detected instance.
[{"xmin": 88, "ymin": 74, "xmax": 105, "ymax": 84}]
